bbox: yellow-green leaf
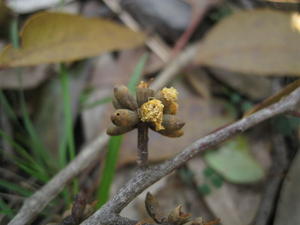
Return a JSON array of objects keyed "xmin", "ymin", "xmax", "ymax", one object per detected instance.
[
  {"xmin": 0, "ymin": 12, "xmax": 145, "ymax": 67},
  {"xmin": 196, "ymin": 9, "xmax": 300, "ymax": 76}
]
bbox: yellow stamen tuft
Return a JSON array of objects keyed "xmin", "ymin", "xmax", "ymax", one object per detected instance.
[
  {"xmin": 140, "ymin": 99, "xmax": 164, "ymax": 131},
  {"xmin": 138, "ymin": 81, "xmax": 149, "ymax": 88},
  {"xmin": 161, "ymin": 87, "xmax": 178, "ymax": 102}
]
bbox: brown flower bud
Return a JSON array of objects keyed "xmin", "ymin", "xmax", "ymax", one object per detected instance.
[
  {"xmin": 112, "ymin": 96, "xmax": 122, "ymax": 109},
  {"xmin": 158, "ymin": 129, "xmax": 184, "ymax": 137},
  {"xmin": 111, "ymin": 109, "xmax": 139, "ymax": 128},
  {"xmin": 162, "ymin": 114, "xmax": 185, "ymax": 131},
  {"xmin": 114, "ymin": 85, "xmax": 138, "ymax": 110},
  {"xmin": 136, "ymin": 87, "xmax": 155, "ymax": 107},
  {"xmin": 106, "ymin": 123, "xmax": 134, "ymax": 136},
  {"xmin": 155, "ymin": 91, "xmax": 178, "ymax": 115},
  {"xmin": 165, "ymin": 101, "xmax": 178, "ymax": 115}
]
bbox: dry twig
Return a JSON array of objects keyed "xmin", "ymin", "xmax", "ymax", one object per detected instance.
[
  {"xmin": 150, "ymin": 45, "xmax": 198, "ymax": 91},
  {"xmin": 254, "ymin": 132, "xmax": 289, "ymax": 225},
  {"xmin": 172, "ymin": 0, "xmax": 221, "ymax": 56},
  {"xmin": 102, "ymin": 0, "xmax": 170, "ymax": 62}
]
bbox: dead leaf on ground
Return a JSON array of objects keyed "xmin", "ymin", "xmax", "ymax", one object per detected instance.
[
  {"xmin": 196, "ymin": 9, "xmax": 300, "ymax": 76},
  {"xmin": 189, "ymin": 158, "xmax": 244, "ymax": 225},
  {"xmin": 211, "ymin": 68, "xmax": 273, "ymax": 100},
  {"xmin": 185, "ymin": 69, "xmax": 211, "ymax": 99},
  {"xmin": 0, "ymin": 12, "xmax": 145, "ymax": 67}
]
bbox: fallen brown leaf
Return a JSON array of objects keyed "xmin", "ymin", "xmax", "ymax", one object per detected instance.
[
  {"xmin": 0, "ymin": 12, "xmax": 145, "ymax": 67},
  {"xmin": 196, "ymin": 9, "xmax": 300, "ymax": 76}
]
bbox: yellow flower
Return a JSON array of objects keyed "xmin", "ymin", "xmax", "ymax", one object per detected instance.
[
  {"xmin": 139, "ymin": 99, "xmax": 165, "ymax": 131},
  {"xmin": 161, "ymin": 87, "xmax": 178, "ymax": 102}
]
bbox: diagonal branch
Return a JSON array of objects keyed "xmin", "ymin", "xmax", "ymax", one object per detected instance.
[{"xmin": 80, "ymin": 87, "xmax": 300, "ymax": 225}]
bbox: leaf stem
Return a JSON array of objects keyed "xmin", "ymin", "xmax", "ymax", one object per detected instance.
[{"xmin": 137, "ymin": 123, "xmax": 149, "ymax": 166}]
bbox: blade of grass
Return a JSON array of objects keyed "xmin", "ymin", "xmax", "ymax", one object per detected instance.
[
  {"xmin": 127, "ymin": 53, "xmax": 149, "ymax": 94},
  {"xmin": 0, "ymin": 92, "xmax": 18, "ymax": 122},
  {"xmin": 0, "ymin": 179, "xmax": 32, "ymax": 197},
  {"xmin": 0, "ymin": 130, "xmax": 49, "ymax": 181},
  {"xmin": 10, "ymin": 15, "xmax": 54, "ymax": 170},
  {"xmin": 59, "ymin": 64, "xmax": 76, "ymax": 165},
  {"xmin": 96, "ymin": 53, "xmax": 149, "ymax": 208},
  {"xmin": 96, "ymin": 135, "xmax": 122, "ymax": 208},
  {"xmin": 18, "ymin": 86, "xmax": 51, "ymax": 166},
  {"xmin": 1, "ymin": 90, "xmax": 49, "ymax": 174},
  {"xmin": 59, "ymin": 63, "xmax": 78, "ymax": 197},
  {"xmin": 13, "ymin": 159, "xmax": 47, "ymax": 182},
  {"xmin": 0, "ymin": 198, "xmax": 14, "ymax": 218},
  {"xmin": 10, "ymin": 16, "xmax": 19, "ymax": 49}
]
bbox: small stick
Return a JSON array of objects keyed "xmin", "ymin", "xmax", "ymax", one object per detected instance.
[
  {"xmin": 172, "ymin": 0, "xmax": 221, "ymax": 57},
  {"xmin": 137, "ymin": 123, "xmax": 149, "ymax": 167},
  {"xmin": 102, "ymin": 0, "xmax": 170, "ymax": 62}
]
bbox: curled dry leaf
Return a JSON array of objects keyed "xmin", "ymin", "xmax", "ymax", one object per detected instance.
[
  {"xmin": 196, "ymin": 9, "xmax": 300, "ymax": 76},
  {"xmin": 0, "ymin": 12, "xmax": 145, "ymax": 67}
]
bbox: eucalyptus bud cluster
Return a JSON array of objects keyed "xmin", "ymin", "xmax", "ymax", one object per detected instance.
[{"xmin": 107, "ymin": 82, "xmax": 185, "ymax": 137}]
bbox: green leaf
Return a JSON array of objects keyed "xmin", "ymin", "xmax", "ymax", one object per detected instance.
[
  {"xmin": 204, "ymin": 136, "xmax": 265, "ymax": 184},
  {"xmin": 197, "ymin": 9, "xmax": 300, "ymax": 76},
  {"xmin": 0, "ymin": 12, "xmax": 145, "ymax": 67}
]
